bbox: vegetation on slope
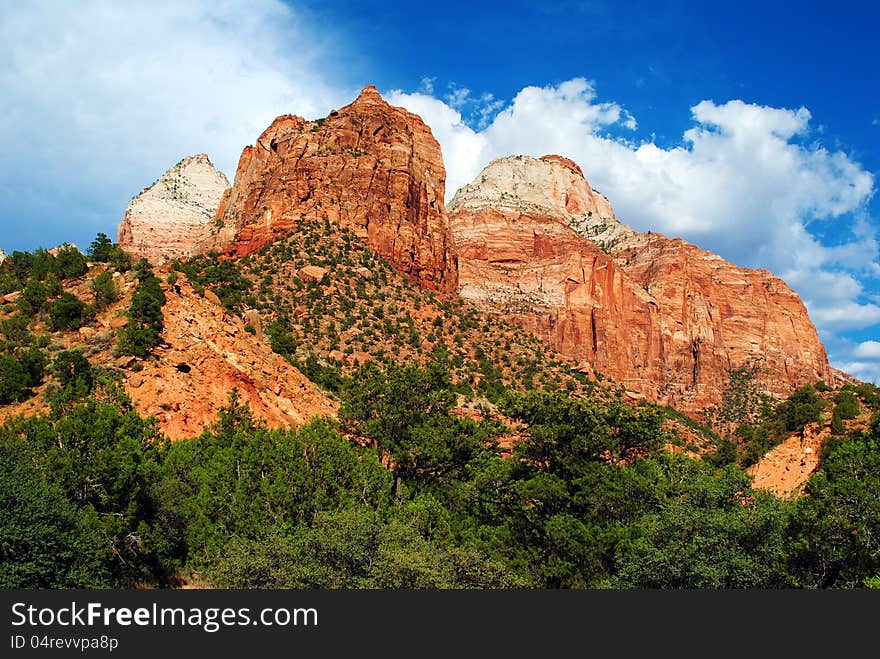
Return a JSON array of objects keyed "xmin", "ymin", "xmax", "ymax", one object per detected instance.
[
  {"xmin": 2, "ymin": 231, "xmax": 879, "ymax": 589},
  {"xmin": 1, "ymin": 362, "xmax": 878, "ymax": 589}
]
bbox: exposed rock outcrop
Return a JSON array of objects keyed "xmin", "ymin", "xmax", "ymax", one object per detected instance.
[
  {"xmin": 201, "ymin": 85, "xmax": 458, "ymax": 292},
  {"xmin": 118, "ymin": 154, "xmax": 230, "ymax": 263},
  {"xmin": 448, "ymin": 155, "xmax": 836, "ymax": 413},
  {"xmin": 123, "ymin": 274, "xmax": 337, "ymax": 439},
  {"xmin": 0, "ymin": 249, "xmax": 7, "ymax": 264}
]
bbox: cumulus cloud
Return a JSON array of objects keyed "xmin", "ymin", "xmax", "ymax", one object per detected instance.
[
  {"xmin": 853, "ymin": 341, "xmax": 880, "ymax": 359},
  {"xmin": 388, "ymin": 78, "xmax": 878, "ymax": 375},
  {"xmin": 0, "ymin": 0, "xmax": 351, "ymax": 250}
]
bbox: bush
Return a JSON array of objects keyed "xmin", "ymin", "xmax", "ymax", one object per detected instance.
[
  {"xmin": 92, "ymin": 270, "xmax": 118, "ymax": 309},
  {"xmin": 16, "ymin": 279, "xmax": 48, "ymax": 315},
  {"xmin": 0, "ymin": 446, "xmax": 110, "ymax": 587},
  {"xmin": 776, "ymin": 385, "xmax": 824, "ymax": 433},
  {"xmin": 48, "ymin": 292, "xmax": 93, "ymax": 331},
  {"xmin": 0, "ymin": 329, "xmax": 46, "ymax": 404},
  {"xmin": 86, "ymin": 233, "xmax": 114, "ymax": 262},
  {"xmin": 831, "ymin": 408, "xmax": 845, "ymax": 435},
  {"xmin": 116, "ymin": 260, "xmax": 165, "ymax": 357},
  {"xmin": 54, "ymin": 244, "xmax": 88, "ymax": 280},
  {"xmin": 53, "ymin": 350, "xmax": 93, "ymax": 390},
  {"xmin": 835, "ymin": 390, "xmax": 860, "ymax": 421}
]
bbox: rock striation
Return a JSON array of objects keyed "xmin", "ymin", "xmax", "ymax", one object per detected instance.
[
  {"xmin": 118, "ymin": 154, "xmax": 230, "ymax": 263},
  {"xmin": 201, "ymin": 85, "xmax": 458, "ymax": 292},
  {"xmin": 448, "ymin": 155, "xmax": 836, "ymax": 413}
]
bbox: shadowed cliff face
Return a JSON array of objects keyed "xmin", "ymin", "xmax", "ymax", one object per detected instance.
[
  {"xmin": 200, "ymin": 85, "xmax": 458, "ymax": 293},
  {"xmin": 448, "ymin": 154, "xmax": 838, "ymax": 414}
]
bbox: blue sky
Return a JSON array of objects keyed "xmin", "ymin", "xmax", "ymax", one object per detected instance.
[{"xmin": 0, "ymin": 0, "xmax": 878, "ymax": 380}]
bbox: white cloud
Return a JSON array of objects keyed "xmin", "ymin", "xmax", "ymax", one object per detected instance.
[
  {"xmin": 388, "ymin": 78, "xmax": 879, "ymax": 375},
  {"xmin": 444, "ymin": 86, "xmax": 471, "ymax": 109},
  {"xmin": 0, "ymin": 0, "xmax": 351, "ymax": 250},
  {"xmin": 853, "ymin": 341, "xmax": 880, "ymax": 359},
  {"xmin": 808, "ymin": 302, "xmax": 880, "ymax": 332},
  {"xmin": 837, "ymin": 361, "xmax": 880, "ymax": 384},
  {"xmin": 1, "ymin": 8, "xmax": 876, "ymax": 383}
]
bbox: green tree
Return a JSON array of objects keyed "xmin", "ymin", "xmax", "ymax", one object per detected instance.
[
  {"xmin": 340, "ymin": 362, "xmax": 489, "ymax": 493},
  {"xmin": 117, "ymin": 260, "xmax": 165, "ymax": 357},
  {"xmin": 776, "ymin": 384, "xmax": 824, "ymax": 432},
  {"xmin": 53, "ymin": 349, "xmax": 93, "ymax": 390},
  {"xmin": 787, "ymin": 415, "xmax": 880, "ymax": 588},
  {"xmin": 211, "ymin": 506, "xmax": 524, "ymax": 589},
  {"xmin": 48, "ymin": 292, "xmax": 93, "ymax": 331},
  {"xmin": 92, "ymin": 270, "xmax": 118, "ymax": 309},
  {"xmin": 835, "ymin": 390, "xmax": 860, "ymax": 421},
  {"xmin": 612, "ymin": 463, "xmax": 792, "ymax": 588},
  {"xmin": 87, "ymin": 233, "xmax": 114, "ymax": 262},
  {"xmin": 16, "ymin": 279, "xmax": 48, "ymax": 315},
  {"xmin": 0, "ymin": 445, "xmax": 110, "ymax": 588},
  {"xmin": 54, "ymin": 244, "xmax": 88, "ymax": 279},
  {"xmin": 0, "ymin": 347, "xmax": 46, "ymax": 404},
  {"xmin": 1, "ymin": 385, "xmax": 179, "ymax": 586}
]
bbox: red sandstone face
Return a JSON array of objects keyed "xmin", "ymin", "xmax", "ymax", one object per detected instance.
[
  {"xmin": 201, "ymin": 85, "xmax": 458, "ymax": 293},
  {"xmin": 539, "ymin": 154, "xmax": 585, "ymax": 178},
  {"xmin": 449, "ymin": 155, "xmax": 837, "ymax": 415}
]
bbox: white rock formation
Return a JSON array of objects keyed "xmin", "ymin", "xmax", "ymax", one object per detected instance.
[
  {"xmin": 449, "ymin": 154, "xmax": 641, "ymax": 253},
  {"xmin": 118, "ymin": 154, "xmax": 230, "ymax": 263}
]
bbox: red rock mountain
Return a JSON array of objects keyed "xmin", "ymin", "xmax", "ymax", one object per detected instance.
[
  {"xmin": 448, "ymin": 155, "xmax": 838, "ymax": 413},
  {"xmin": 114, "ymin": 90, "xmax": 841, "ymax": 418},
  {"xmin": 200, "ymin": 85, "xmax": 458, "ymax": 292}
]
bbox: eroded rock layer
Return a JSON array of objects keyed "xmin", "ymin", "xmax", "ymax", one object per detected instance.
[
  {"xmin": 125, "ymin": 275, "xmax": 337, "ymax": 439},
  {"xmin": 449, "ymin": 155, "xmax": 836, "ymax": 413},
  {"xmin": 118, "ymin": 154, "xmax": 230, "ymax": 263},
  {"xmin": 202, "ymin": 85, "xmax": 458, "ymax": 292}
]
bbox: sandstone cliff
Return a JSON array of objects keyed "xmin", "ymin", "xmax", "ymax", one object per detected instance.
[
  {"xmin": 448, "ymin": 155, "xmax": 836, "ymax": 413},
  {"xmin": 118, "ymin": 154, "xmax": 230, "ymax": 263},
  {"xmin": 201, "ymin": 86, "xmax": 458, "ymax": 292}
]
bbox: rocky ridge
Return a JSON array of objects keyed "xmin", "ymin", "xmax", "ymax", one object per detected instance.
[
  {"xmin": 448, "ymin": 155, "xmax": 838, "ymax": 413},
  {"xmin": 118, "ymin": 154, "xmax": 230, "ymax": 263},
  {"xmin": 200, "ymin": 86, "xmax": 458, "ymax": 292}
]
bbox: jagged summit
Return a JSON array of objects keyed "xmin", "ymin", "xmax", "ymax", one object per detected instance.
[
  {"xmin": 118, "ymin": 154, "xmax": 230, "ymax": 263},
  {"xmin": 201, "ymin": 84, "xmax": 458, "ymax": 292},
  {"xmin": 350, "ymin": 84, "xmax": 385, "ymax": 106}
]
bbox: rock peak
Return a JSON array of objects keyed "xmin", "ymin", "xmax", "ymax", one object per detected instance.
[
  {"xmin": 540, "ymin": 154, "xmax": 584, "ymax": 179},
  {"xmin": 449, "ymin": 158, "xmax": 837, "ymax": 415},
  {"xmin": 117, "ymin": 154, "xmax": 230, "ymax": 263},
  {"xmin": 352, "ymin": 84, "xmax": 386, "ymax": 106},
  {"xmin": 205, "ymin": 85, "xmax": 458, "ymax": 292},
  {"xmin": 449, "ymin": 154, "xmax": 620, "ymax": 235}
]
